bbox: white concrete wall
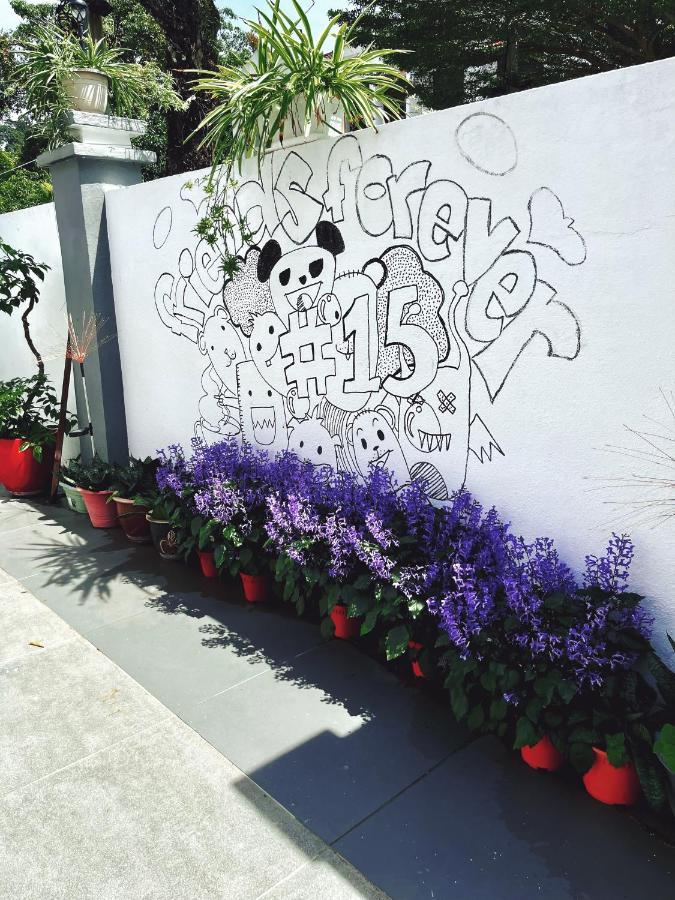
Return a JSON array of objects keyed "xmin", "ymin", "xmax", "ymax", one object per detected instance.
[
  {"xmin": 106, "ymin": 59, "xmax": 675, "ymax": 648},
  {"xmin": 0, "ymin": 203, "xmax": 79, "ymax": 461},
  {"xmin": 0, "ymin": 204, "xmax": 68, "ymax": 383}
]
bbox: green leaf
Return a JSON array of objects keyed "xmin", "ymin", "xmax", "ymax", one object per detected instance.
[
  {"xmin": 633, "ymin": 753, "xmax": 666, "ymax": 811},
  {"xmin": 320, "ymin": 616, "xmax": 335, "ymax": 640},
  {"xmin": 569, "ymin": 741, "xmax": 595, "ymax": 773},
  {"xmin": 489, "ymin": 698, "xmax": 508, "ymax": 722},
  {"xmin": 480, "ymin": 670, "xmax": 497, "ymax": 692},
  {"xmin": 449, "ymin": 685, "xmax": 468, "ymax": 722},
  {"xmin": 556, "ymin": 680, "xmax": 578, "ymax": 704},
  {"xmin": 533, "ymin": 677, "xmax": 555, "ymax": 705},
  {"xmin": 605, "ymin": 732, "xmax": 629, "ymax": 768},
  {"xmin": 514, "ymin": 716, "xmax": 537, "ymax": 750},
  {"xmin": 467, "ymin": 704, "xmax": 485, "ymax": 732},
  {"xmin": 360, "ymin": 608, "xmax": 379, "ymax": 637},
  {"xmin": 385, "ymin": 624, "xmax": 410, "ymax": 661},
  {"xmin": 654, "ymin": 723, "xmax": 675, "ymax": 773}
]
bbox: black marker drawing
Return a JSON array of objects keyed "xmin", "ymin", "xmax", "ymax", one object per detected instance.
[
  {"xmin": 455, "ymin": 113, "xmax": 518, "ymax": 176},
  {"xmin": 527, "ymin": 187, "xmax": 587, "ymax": 265},
  {"xmin": 150, "ymin": 125, "xmax": 586, "ymax": 499}
]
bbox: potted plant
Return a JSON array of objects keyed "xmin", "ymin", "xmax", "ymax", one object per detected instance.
[
  {"xmin": 177, "ymin": 512, "xmax": 222, "ymax": 578},
  {"xmin": 0, "ymin": 240, "xmax": 74, "ymax": 495},
  {"xmin": 190, "ymin": 0, "xmax": 408, "ymax": 252},
  {"xmin": 145, "ymin": 490, "xmax": 182, "ymax": 561},
  {"xmin": 110, "ymin": 456, "xmax": 159, "ymax": 543},
  {"xmin": 60, "ymin": 463, "xmax": 88, "ymax": 514},
  {"xmin": 16, "ymin": 24, "xmax": 184, "ymax": 144},
  {"xmin": 61, "ymin": 455, "xmax": 119, "ymax": 528}
]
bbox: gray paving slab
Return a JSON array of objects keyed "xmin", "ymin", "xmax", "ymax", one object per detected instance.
[
  {"xmin": 257, "ymin": 848, "xmax": 388, "ymax": 899},
  {"xmin": 0, "ymin": 717, "xmax": 332, "ymax": 900},
  {"xmin": 0, "ymin": 578, "xmax": 74, "ymax": 664},
  {"xmin": 334, "ymin": 736, "xmax": 675, "ymax": 900},
  {"xmin": 0, "ymin": 637, "xmax": 168, "ymax": 795},
  {"xmin": 86, "ymin": 592, "xmax": 324, "ymax": 713},
  {"xmin": 186, "ymin": 639, "xmax": 468, "ymax": 843}
]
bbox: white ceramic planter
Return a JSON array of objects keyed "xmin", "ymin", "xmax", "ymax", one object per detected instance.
[
  {"xmin": 63, "ymin": 68, "xmax": 109, "ymax": 114},
  {"xmin": 266, "ymin": 96, "xmax": 344, "ymax": 152}
]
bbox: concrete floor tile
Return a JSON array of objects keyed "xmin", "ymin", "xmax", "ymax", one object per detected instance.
[
  {"xmin": 0, "ymin": 717, "xmax": 328, "ymax": 900},
  {"xmin": 186, "ymin": 640, "xmax": 467, "ymax": 842},
  {"xmin": 257, "ymin": 848, "xmax": 389, "ymax": 899},
  {"xmin": 86, "ymin": 594, "xmax": 323, "ymax": 713},
  {"xmin": 0, "ymin": 638, "xmax": 167, "ymax": 795},
  {"xmin": 0, "ymin": 579, "xmax": 75, "ymax": 664},
  {"xmin": 334, "ymin": 737, "xmax": 675, "ymax": 900}
]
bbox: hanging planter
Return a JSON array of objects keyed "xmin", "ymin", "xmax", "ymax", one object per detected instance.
[
  {"xmin": 583, "ymin": 748, "xmax": 641, "ymax": 806},
  {"xmin": 0, "ymin": 438, "xmax": 54, "ymax": 496},
  {"xmin": 61, "ymin": 480, "xmax": 87, "ymax": 513},
  {"xmin": 79, "ymin": 488, "xmax": 118, "ymax": 528},
  {"xmin": 520, "ymin": 736, "xmax": 565, "ymax": 772},
  {"xmin": 240, "ymin": 572, "xmax": 270, "ymax": 603},
  {"xmin": 198, "ymin": 549, "xmax": 218, "ymax": 579},
  {"xmin": 330, "ymin": 603, "xmax": 362, "ymax": 640},
  {"xmin": 114, "ymin": 497, "xmax": 151, "ymax": 543}
]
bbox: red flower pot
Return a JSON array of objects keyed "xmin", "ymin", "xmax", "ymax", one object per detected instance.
[
  {"xmin": 240, "ymin": 572, "xmax": 269, "ymax": 603},
  {"xmin": 521, "ymin": 735, "xmax": 564, "ymax": 772},
  {"xmin": 198, "ymin": 550, "xmax": 218, "ymax": 578},
  {"xmin": 79, "ymin": 489, "xmax": 118, "ymax": 528},
  {"xmin": 408, "ymin": 640, "xmax": 426, "ymax": 679},
  {"xmin": 0, "ymin": 438, "xmax": 54, "ymax": 496},
  {"xmin": 583, "ymin": 748, "xmax": 640, "ymax": 806},
  {"xmin": 114, "ymin": 498, "xmax": 151, "ymax": 543},
  {"xmin": 330, "ymin": 604, "xmax": 362, "ymax": 639}
]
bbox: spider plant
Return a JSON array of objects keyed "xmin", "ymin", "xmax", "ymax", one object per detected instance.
[
  {"xmin": 191, "ymin": 0, "xmax": 410, "ymax": 176},
  {"xmin": 15, "ymin": 24, "xmax": 184, "ymax": 147}
]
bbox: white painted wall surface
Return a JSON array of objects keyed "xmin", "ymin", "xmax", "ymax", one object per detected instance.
[
  {"xmin": 0, "ymin": 203, "xmax": 67, "ymax": 382},
  {"xmin": 0, "ymin": 203, "xmax": 80, "ymax": 462},
  {"xmin": 106, "ymin": 59, "xmax": 675, "ymax": 647}
]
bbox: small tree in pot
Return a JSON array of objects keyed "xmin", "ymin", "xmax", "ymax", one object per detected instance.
[{"xmin": 0, "ymin": 239, "xmax": 74, "ymax": 495}]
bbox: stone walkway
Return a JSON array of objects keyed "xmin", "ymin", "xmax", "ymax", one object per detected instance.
[{"xmin": 0, "ymin": 494, "xmax": 674, "ymax": 899}]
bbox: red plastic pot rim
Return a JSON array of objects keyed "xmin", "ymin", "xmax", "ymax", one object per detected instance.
[
  {"xmin": 592, "ymin": 747, "xmax": 633, "ymax": 769},
  {"xmin": 77, "ymin": 488, "xmax": 114, "ymax": 497}
]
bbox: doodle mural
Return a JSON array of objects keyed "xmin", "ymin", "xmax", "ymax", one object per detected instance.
[{"xmin": 151, "ymin": 121, "xmax": 585, "ymax": 502}]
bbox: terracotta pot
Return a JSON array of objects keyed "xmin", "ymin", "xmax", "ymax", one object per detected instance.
[
  {"xmin": 583, "ymin": 748, "xmax": 640, "ymax": 806},
  {"xmin": 240, "ymin": 572, "xmax": 269, "ymax": 603},
  {"xmin": 0, "ymin": 438, "xmax": 54, "ymax": 496},
  {"xmin": 520, "ymin": 735, "xmax": 564, "ymax": 772},
  {"xmin": 114, "ymin": 497, "xmax": 151, "ymax": 543},
  {"xmin": 146, "ymin": 515, "xmax": 180, "ymax": 560},
  {"xmin": 61, "ymin": 481, "xmax": 87, "ymax": 513},
  {"xmin": 79, "ymin": 488, "xmax": 118, "ymax": 528},
  {"xmin": 64, "ymin": 68, "xmax": 109, "ymax": 114},
  {"xmin": 408, "ymin": 640, "xmax": 426, "ymax": 679},
  {"xmin": 330, "ymin": 603, "xmax": 361, "ymax": 640},
  {"xmin": 198, "ymin": 550, "xmax": 218, "ymax": 578}
]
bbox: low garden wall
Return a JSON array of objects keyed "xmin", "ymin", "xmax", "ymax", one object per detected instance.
[{"xmin": 104, "ymin": 59, "xmax": 675, "ymax": 648}]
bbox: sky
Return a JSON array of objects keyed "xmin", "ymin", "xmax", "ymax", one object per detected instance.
[{"xmin": 0, "ymin": 1, "xmax": 342, "ymax": 33}]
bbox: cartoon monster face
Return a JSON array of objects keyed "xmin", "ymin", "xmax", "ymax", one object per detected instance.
[
  {"xmin": 237, "ymin": 360, "xmax": 287, "ymax": 448},
  {"xmin": 257, "ymin": 221, "xmax": 345, "ymax": 325},
  {"xmin": 198, "ymin": 307, "xmax": 246, "ymax": 395},
  {"xmin": 287, "ymin": 416, "xmax": 339, "ymax": 471},
  {"xmin": 249, "ymin": 311, "xmax": 288, "ymax": 392},
  {"xmin": 350, "ymin": 408, "xmax": 409, "ymax": 483}
]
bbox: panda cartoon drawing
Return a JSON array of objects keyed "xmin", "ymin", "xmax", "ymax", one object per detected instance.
[{"xmin": 256, "ymin": 221, "xmax": 345, "ymax": 326}]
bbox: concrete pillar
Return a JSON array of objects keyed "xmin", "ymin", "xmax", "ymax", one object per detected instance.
[{"xmin": 38, "ymin": 112, "xmax": 156, "ymax": 463}]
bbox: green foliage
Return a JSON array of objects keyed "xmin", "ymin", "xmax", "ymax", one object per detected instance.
[
  {"xmin": 339, "ymin": 1, "xmax": 675, "ymax": 111},
  {"xmin": 0, "ymin": 148, "xmax": 52, "ymax": 215},
  {"xmin": 61, "ymin": 454, "xmax": 119, "ymax": 492},
  {"xmin": 654, "ymin": 724, "xmax": 675, "ymax": 773},
  {"xmin": 0, "ymin": 375, "xmax": 69, "ymax": 459},
  {"xmin": 191, "ymin": 0, "xmax": 410, "ymax": 177},
  {"xmin": 14, "ymin": 24, "xmax": 184, "ymax": 149},
  {"xmin": 109, "ymin": 456, "xmax": 159, "ymax": 502}
]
